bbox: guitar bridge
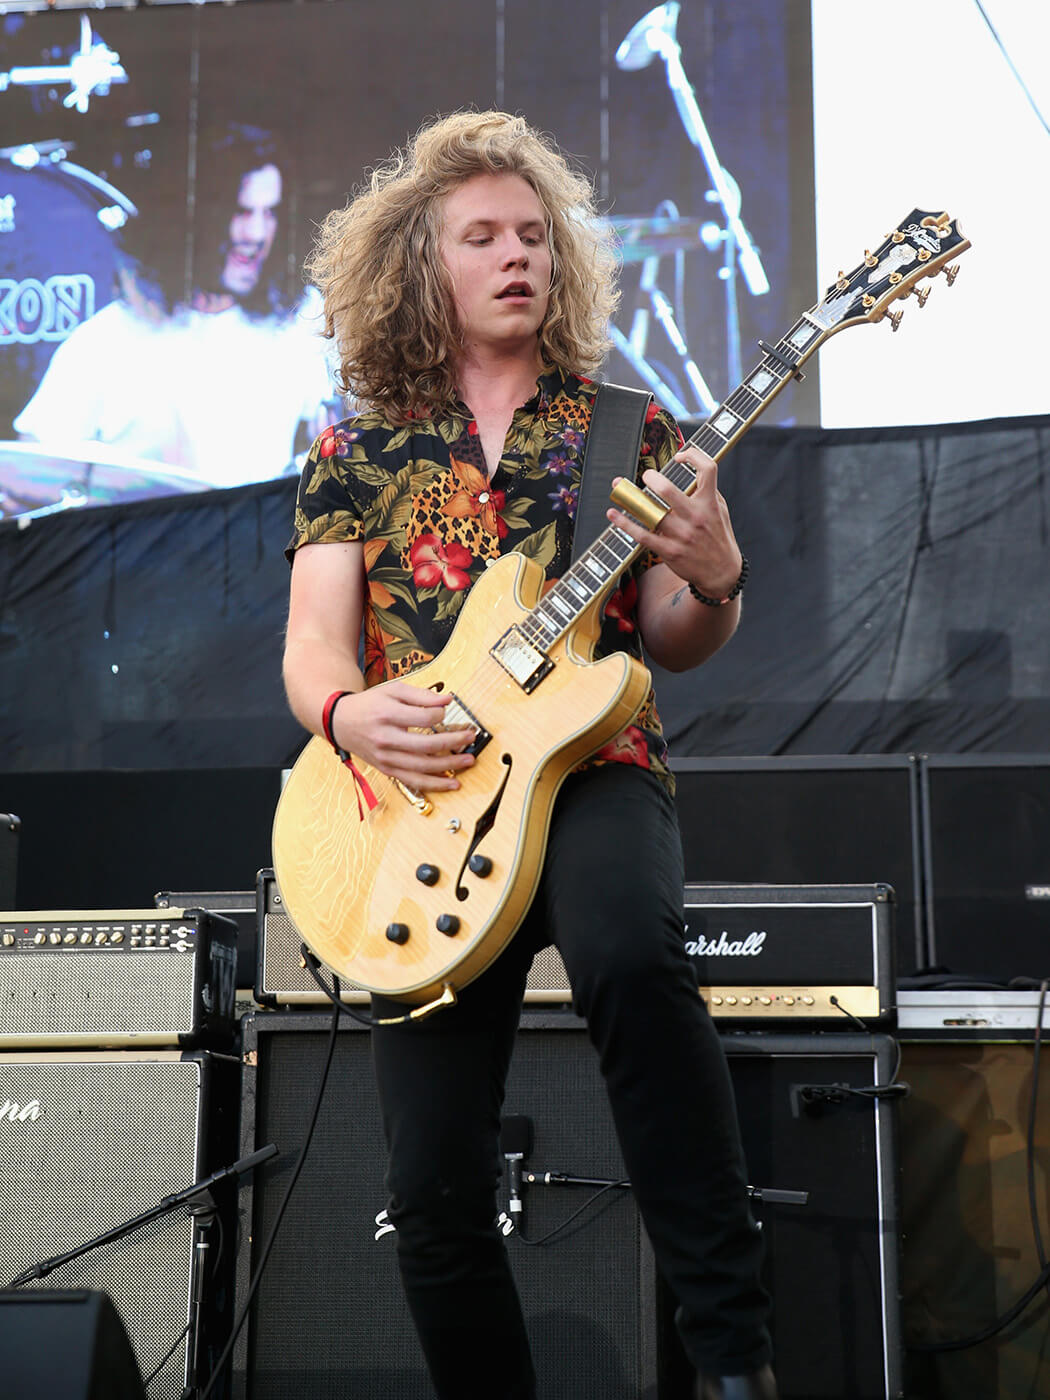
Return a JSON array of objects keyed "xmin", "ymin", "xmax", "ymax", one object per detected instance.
[
  {"xmin": 437, "ymin": 694, "xmax": 491, "ymax": 757},
  {"xmin": 490, "ymin": 626, "xmax": 553, "ymax": 693}
]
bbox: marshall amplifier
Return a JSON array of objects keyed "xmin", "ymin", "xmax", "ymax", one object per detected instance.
[
  {"xmin": 530, "ymin": 884, "xmax": 896, "ymax": 1025},
  {"xmin": 685, "ymin": 883, "xmax": 897, "ymax": 1026},
  {"xmin": 256, "ymin": 871, "xmax": 895, "ymax": 1024},
  {"xmin": 0, "ymin": 907, "xmax": 238, "ymax": 1048}
]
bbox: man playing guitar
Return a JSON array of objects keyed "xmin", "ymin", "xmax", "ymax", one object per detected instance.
[{"xmin": 282, "ymin": 109, "xmax": 776, "ymax": 1400}]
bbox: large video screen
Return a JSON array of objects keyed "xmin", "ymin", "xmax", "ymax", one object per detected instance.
[
  {"xmin": 0, "ymin": 0, "xmax": 814, "ymax": 517},
  {"xmin": 812, "ymin": 0, "xmax": 1049, "ymax": 428}
]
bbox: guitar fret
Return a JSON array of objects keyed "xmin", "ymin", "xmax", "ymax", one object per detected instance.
[
  {"xmin": 664, "ymin": 462, "xmax": 696, "ymax": 493},
  {"xmin": 786, "ymin": 319, "xmax": 821, "ymax": 352},
  {"xmin": 690, "ymin": 424, "xmax": 727, "ymax": 457},
  {"xmin": 744, "ymin": 366, "xmax": 777, "ymax": 397},
  {"xmin": 564, "ymin": 574, "xmax": 593, "ymax": 600},
  {"xmin": 727, "ymin": 384, "xmax": 762, "ymax": 417},
  {"xmin": 709, "ymin": 405, "xmax": 742, "ymax": 439}
]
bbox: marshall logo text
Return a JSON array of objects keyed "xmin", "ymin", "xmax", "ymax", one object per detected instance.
[{"xmin": 683, "ymin": 929, "xmax": 766, "ymax": 959}]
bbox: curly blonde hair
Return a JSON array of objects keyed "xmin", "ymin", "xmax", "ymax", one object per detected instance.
[{"xmin": 306, "ymin": 110, "xmax": 619, "ymax": 422}]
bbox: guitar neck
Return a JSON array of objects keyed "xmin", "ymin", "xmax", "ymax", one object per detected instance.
[
  {"xmin": 517, "ymin": 203, "xmax": 971, "ymax": 651},
  {"xmin": 517, "ymin": 314, "xmax": 826, "ymax": 652}
]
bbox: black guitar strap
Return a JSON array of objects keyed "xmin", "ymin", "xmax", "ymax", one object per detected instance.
[{"xmin": 571, "ymin": 382, "xmax": 654, "ymax": 565}]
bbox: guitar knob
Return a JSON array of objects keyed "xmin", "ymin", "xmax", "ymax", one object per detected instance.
[
  {"xmin": 415, "ymin": 864, "xmax": 440, "ymax": 886},
  {"xmin": 468, "ymin": 854, "xmax": 493, "ymax": 877},
  {"xmin": 436, "ymin": 914, "xmax": 460, "ymax": 936},
  {"xmin": 385, "ymin": 923, "xmax": 410, "ymax": 944}
]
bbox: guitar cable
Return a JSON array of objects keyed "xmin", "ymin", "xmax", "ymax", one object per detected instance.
[
  {"xmin": 194, "ymin": 1005, "xmax": 341, "ymax": 1400},
  {"xmin": 301, "ymin": 943, "xmax": 456, "ymax": 1027}
]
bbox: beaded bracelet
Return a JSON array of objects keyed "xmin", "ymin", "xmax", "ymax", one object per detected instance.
[{"xmin": 688, "ymin": 555, "xmax": 750, "ymax": 607}]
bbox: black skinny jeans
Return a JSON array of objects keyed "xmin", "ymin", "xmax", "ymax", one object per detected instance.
[{"xmin": 371, "ymin": 763, "xmax": 771, "ymax": 1397}]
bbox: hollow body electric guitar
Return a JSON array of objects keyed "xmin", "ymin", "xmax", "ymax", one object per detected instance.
[{"xmin": 273, "ymin": 209, "xmax": 969, "ymax": 1013}]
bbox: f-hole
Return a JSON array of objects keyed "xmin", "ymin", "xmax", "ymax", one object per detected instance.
[{"xmin": 456, "ymin": 754, "xmax": 512, "ymax": 901}]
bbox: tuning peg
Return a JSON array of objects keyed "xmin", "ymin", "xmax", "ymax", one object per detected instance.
[
  {"xmin": 864, "ymin": 250, "xmax": 877, "ymax": 268},
  {"xmin": 913, "ymin": 285, "xmax": 930, "ymax": 308},
  {"xmin": 888, "ymin": 309, "xmax": 904, "ymax": 332},
  {"xmin": 943, "ymin": 263, "xmax": 961, "ymax": 286}
]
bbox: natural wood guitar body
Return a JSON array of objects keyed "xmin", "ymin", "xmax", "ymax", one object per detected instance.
[{"xmin": 272, "ymin": 548, "xmax": 650, "ymax": 1004}]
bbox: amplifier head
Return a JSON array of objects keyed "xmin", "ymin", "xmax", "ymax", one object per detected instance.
[
  {"xmin": 684, "ymin": 883, "xmax": 897, "ymax": 1026},
  {"xmin": 0, "ymin": 908, "xmax": 237, "ymax": 1048}
]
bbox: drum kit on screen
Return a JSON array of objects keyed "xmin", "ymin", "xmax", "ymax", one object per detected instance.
[{"xmin": 0, "ymin": 3, "xmax": 769, "ymax": 521}]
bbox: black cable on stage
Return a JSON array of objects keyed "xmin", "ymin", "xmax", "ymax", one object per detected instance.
[
  {"xmin": 826, "ymin": 995, "xmax": 910, "ymax": 1102},
  {"xmin": 194, "ymin": 1002, "xmax": 341, "ymax": 1400},
  {"xmin": 301, "ymin": 944, "xmax": 454, "ymax": 1027},
  {"xmin": 142, "ymin": 1322, "xmax": 191, "ymax": 1392},
  {"xmin": 513, "ymin": 1180, "xmax": 630, "ymax": 1248}
]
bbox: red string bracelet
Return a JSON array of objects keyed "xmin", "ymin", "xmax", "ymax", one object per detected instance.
[{"xmin": 321, "ymin": 689, "xmax": 378, "ymax": 817}]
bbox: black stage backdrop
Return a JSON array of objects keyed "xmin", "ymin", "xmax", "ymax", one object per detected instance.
[{"xmin": 1, "ymin": 411, "xmax": 1048, "ymax": 775}]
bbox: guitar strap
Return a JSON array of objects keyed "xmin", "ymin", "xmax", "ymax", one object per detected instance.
[{"xmin": 571, "ymin": 382, "xmax": 654, "ymax": 565}]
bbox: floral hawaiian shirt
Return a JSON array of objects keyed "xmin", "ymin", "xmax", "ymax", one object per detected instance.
[{"xmin": 288, "ymin": 364, "xmax": 685, "ymax": 792}]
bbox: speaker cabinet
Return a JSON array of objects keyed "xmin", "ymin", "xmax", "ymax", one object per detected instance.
[
  {"xmin": 234, "ymin": 1010, "xmax": 659, "ymax": 1399},
  {"xmin": 0, "ymin": 1289, "xmax": 146, "ymax": 1399},
  {"xmin": 672, "ymin": 756, "xmax": 924, "ymax": 974},
  {"xmin": 703, "ymin": 1032, "xmax": 902, "ymax": 1400},
  {"xmin": 921, "ymin": 755, "xmax": 1050, "ymax": 979},
  {"xmin": 897, "ymin": 1036, "xmax": 1050, "ymax": 1399},
  {"xmin": 0, "ymin": 1051, "xmax": 236, "ymax": 1400},
  {"xmin": 235, "ymin": 1013, "xmax": 901, "ymax": 1399}
]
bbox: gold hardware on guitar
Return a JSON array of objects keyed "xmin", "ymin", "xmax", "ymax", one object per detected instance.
[{"xmin": 393, "ymin": 778, "xmax": 433, "ymax": 815}]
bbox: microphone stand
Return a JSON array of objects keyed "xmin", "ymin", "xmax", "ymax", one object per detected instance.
[
  {"xmin": 524, "ymin": 1168, "xmax": 808, "ymax": 1207},
  {"xmin": 618, "ymin": 3, "xmax": 770, "ymax": 390},
  {"xmin": 8, "ymin": 1143, "xmax": 278, "ymax": 1397}
]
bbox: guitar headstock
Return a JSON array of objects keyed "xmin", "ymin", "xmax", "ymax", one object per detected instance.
[{"xmin": 810, "ymin": 210, "xmax": 970, "ymax": 335}]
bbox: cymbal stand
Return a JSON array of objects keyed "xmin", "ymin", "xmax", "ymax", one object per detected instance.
[
  {"xmin": 619, "ymin": 199, "xmax": 718, "ymax": 416},
  {"xmin": 618, "ymin": 3, "xmax": 770, "ymax": 391}
]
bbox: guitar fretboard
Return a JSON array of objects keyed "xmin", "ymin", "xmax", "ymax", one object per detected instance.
[{"xmin": 514, "ymin": 312, "xmax": 827, "ymax": 651}]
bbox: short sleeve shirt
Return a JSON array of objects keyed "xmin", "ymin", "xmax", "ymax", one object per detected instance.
[{"xmin": 287, "ymin": 365, "xmax": 684, "ymax": 791}]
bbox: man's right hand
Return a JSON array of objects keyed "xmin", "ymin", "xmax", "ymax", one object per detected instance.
[{"xmin": 331, "ymin": 681, "xmax": 476, "ymax": 792}]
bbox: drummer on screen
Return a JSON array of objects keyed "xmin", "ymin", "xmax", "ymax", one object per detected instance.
[{"xmin": 12, "ymin": 123, "xmax": 334, "ymax": 494}]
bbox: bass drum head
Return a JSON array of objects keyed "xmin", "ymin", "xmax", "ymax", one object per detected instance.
[{"xmin": 0, "ymin": 158, "xmax": 129, "ymax": 437}]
